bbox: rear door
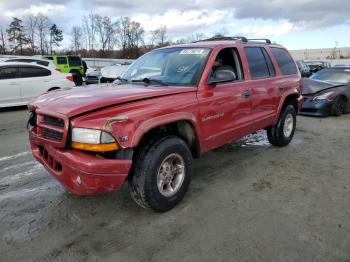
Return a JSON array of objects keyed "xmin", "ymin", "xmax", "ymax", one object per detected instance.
[
  {"xmin": 244, "ymin": 46, "xmax": 280, "ymax": 131},
  {"xmin": 18, "ymin": 65, "xmax": 52, "ymax": 103},
  {"xmin": 0, "ymin": 66, "xmax": 21, "ymax": 106}
]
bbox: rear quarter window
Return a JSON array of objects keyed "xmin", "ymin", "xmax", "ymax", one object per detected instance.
[
  {"xmin": 271, "ymin": 48, "xmax": 298, "ymax": 75},
  {"xmin": 68, "ymin": 56, "xmax": 82, "ymax": 67}
]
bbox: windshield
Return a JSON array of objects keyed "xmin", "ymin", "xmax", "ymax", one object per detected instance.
[
  {"xmin": 310, "ymin": 68, "xmax": 350, "ymax": 84},
  {"xmin": 121, "ymin": 47, "xmax": 211, "ymax": 86}
]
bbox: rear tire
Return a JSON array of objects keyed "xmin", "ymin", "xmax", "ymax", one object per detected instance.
[
  {"xmin": 71, "ymin": 71, "xmax": 83, "ymax": 86},
  {"xmin": 331, "ymin": 96, "xmax": 346, "ymax": 116},
  {"xmin": 128, "ymin": 136, "xmax": 192, "ymax": 212},
  {"xmin": 267, "ymin": 105, "xmax": 296, "ymax": 147}
]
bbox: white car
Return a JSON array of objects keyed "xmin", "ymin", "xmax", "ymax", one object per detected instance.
[
  {"xmin": 0, "ymin": 62, "xmax": 75, "ymax": 108},
  {"xmin": 0, "ymin": 56, "xmax": 57, "ymax": 69},
  {"xmin": 100, "ymin": 61, "xmax": 132, "ymax": 83}
]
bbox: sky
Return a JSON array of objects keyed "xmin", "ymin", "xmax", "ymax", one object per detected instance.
[{"xmin": 0, "ymin": 0, "xmax": 350, "ymax": 50}]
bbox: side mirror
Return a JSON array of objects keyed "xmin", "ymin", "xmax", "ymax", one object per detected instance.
[{"xmin": 208, "ymin": 69, "xmax": 236, "ymax": 85}]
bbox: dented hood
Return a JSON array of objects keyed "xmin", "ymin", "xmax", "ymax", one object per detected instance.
[
  {"xmin": 302, "ymin": 78, "xmax": 345, "ymax": 95},
  {"xmin": 30, "ymin": 84, "xmax": 196, "ymax": 117}
]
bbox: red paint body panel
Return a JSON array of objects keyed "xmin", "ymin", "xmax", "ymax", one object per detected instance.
[
  {"xmin": 28, "ymin": 40, "xmax": 302, "ymax": 195},
  {"xmin": 29, "ymin": 130, "xmax": 131, "ymax": 195}
]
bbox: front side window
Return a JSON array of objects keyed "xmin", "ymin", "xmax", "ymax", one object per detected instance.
[
  {"xmin": 121, "ymin": 47, "xmax": 211, "ymax": 86},
  {"xmin": 0, "ymin": 67, "xmax": 17, "ymax": 80},
  {"xmin": 244, "ymin": 47, "xmax": 272, "ymax": 79},
  {"xmin": 271, "ymin": 48, "xmax": 298, "ymax": 75},
  {"xmin": 209, "ymin": 47, "xmax": 244, "ymax": 83},
  {"xmin": 56, "ymin": 57, "xmax": 67, "ymax": 65},
  {"xmin": 19, "ymin": 66, "xmax": 51, "ymax": 78}
]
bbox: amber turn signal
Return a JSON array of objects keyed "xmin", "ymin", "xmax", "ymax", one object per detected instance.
[{"xmin": 72, "ymin": 142, "xmax": 119, "ymax": 152}]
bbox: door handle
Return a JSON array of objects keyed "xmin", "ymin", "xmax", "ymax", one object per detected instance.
[
  {"xmin": 9, "ymin": 82, "xmax": 18, "ymax": 85},
  {"xmin": 242, "ymin": 91, "xmax": 251, "ymax": 99}
]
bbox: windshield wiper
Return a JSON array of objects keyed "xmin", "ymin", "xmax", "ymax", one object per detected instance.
[{"xmin": 131, "ymin": 78, "xmax": 168, "ymax": 86}]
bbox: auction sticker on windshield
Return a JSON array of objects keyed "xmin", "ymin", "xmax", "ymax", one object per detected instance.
[{"xmin": 179, "ymin": 49, "xmax": 206, "ymax": 55}]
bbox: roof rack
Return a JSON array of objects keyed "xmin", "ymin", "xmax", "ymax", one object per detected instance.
[
  {"xmin": 247, "ymin": 38, "xmax": 272, "ymax": 44},
  {"xmin": 195, "ymin": 36, "xmax": 273, "ymax": 44},
  {"xmin": 195, "ymin": 36, "xmax": 248, "ymax": 43}
]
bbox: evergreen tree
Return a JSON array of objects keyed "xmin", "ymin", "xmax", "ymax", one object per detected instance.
[
  {"xmin": 49, "ymin": 24, "xmax": 63, "ymax": 54},
  {"xmin": 6, "ymin": 17, "xmax": 29, "ymax": 54}
]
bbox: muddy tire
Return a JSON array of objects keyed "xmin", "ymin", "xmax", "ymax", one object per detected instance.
[
  {"xmin": 128, "ymin": 136, "xmax": 192, "ymax": 212},
  {"xmin": 331, "ymin": 96, "xmax": 346, "ymax": 116},
  {"xmin": 267, "ymin": 105, "xmax": 296, "ymax": 147}
]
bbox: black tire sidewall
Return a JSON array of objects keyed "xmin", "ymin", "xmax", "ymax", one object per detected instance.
[
  {"xmin": 332, "ymin": 96, "xmax": 344, "ymax": 116},
  {"xmin": 277, "ymin": 105, "xmax": 296, "ymax": 145},
  {"xmin": 131, "ymin": 136, "xmax": 192, "ymax": 212}
]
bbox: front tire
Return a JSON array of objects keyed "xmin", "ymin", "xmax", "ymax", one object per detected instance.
[
  {"xmin": 331, "ymin": 96, "xmax": 346, "ymax": 116},
  {"xmin": 267, "ymin": 105, "xmax": 296, "ymax": 147},
  {"xmin": 128, "ymin": 136, "xmax": 192, "ymax": 212}
]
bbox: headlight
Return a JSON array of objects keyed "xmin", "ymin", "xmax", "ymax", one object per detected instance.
[
  {"xmin": 313, "ymin": 91, "xmax": 335, "ymax": 101},
  {"xmin": 71, "ymin": 128, "xmax": 118, "ymax": 152}
]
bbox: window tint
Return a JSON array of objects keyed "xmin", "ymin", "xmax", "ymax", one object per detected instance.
[
  {"xmin": 36, "ymin": 60, "xmax": 50, "ymax": 66},
  {"xmin": 19, "ymin": 66, "xmax": 51, "ymax": 78},
  {"xmin": 271, "ymin": 48, "xmax": 297, "ymax": 75},
  {"xmin": 68, "ymin": 56, "xmax": 82, "ymax": 66},
  {"xmin": 261, "ymin": 48, "xmax": 275, "ymax": 76},
  {"xmin": 56, "ymin": 57, "xmax": 67, "ymax": 64},
  {"xmin": 0, "ymin": 67, "xmax": 17, "ymax": 80},
  {"xmin": 244, "ymin": 47, "xmax": 271, "ymax": 79}
]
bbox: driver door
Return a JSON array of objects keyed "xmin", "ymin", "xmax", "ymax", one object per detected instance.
[{"xmin": 198, "ymin": 48, "xmax": 253, "ymax": 150}]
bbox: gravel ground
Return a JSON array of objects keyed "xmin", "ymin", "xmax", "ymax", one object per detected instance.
[{"xmin": 0, "ymin": 107, "xmax": 349, "ymax": 262}]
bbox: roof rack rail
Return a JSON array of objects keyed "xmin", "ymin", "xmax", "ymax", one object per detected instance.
[
  {"xmin": 247, "ymin": 38, "xmax": 272, "ymax": 44},
  {"xmin": 194, "ymin": 36, "xmax": 248, "ymax": 43}
]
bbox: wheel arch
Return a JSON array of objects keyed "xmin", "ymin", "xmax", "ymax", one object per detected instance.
[
  {"xmin": 131, "ymin": 113, "xmax": 201, "ymax": 158},
  {"xmin": 275, "ymin": 92, "xmax": 300, "ymax": 123}
]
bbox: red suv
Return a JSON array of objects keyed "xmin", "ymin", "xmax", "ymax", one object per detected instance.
[{"xmin": 28, "ymin": 36, "xmax": 303, "ymax": 212}]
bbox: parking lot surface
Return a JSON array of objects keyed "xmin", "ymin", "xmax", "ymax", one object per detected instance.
[{"xmin": 0, "ymin": 107, "xmax": 349, "ymax": 262}]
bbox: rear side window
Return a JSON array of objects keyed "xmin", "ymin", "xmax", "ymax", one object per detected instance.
[
  {"xmin": 56, "ymin": 57, "xmax": 67, "ymax": 65},
  {"xmin": 0, "ymin": 67, "xmax": 17, "ymax": 79},
  {"xmin": 271, "ymin": 48, "xmax": 298, "ymax": 75},
  {"xmin": 68, "ymin": 56, "xmax": 82, "ymax": 66},
  {"xmin": 244, "ymin": 47, "xmax": 274, "ymax": 79},
  {"xmin": 19, "ymin": 66, "xmax": 51, "ymax": 78}
]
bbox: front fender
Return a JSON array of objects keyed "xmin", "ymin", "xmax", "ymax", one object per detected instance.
[{"xmin": 106, "ymin": 112, "xmax": 200, "ymax": 149}]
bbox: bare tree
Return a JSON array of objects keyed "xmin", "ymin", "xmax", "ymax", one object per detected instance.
[
  {"xmin": 82, "ymin": 12, "xmax": 97, "ymax": 51},
  {"xmin": 36, "ymin": 13, "xmax": 50, "ymax": 54},
  {"xmin": 70, "ymin": 26, "xmax": 83, "ymax": 54},
  {"xmin": 118, "ymin": 16, "xmax": 130, "ymax": 58},
  {"xmin": 151, "ymin": 25, "xmax": 167, "ymax": 47},
  {"xmin": 0, "ymin": 25, "xmax": 7, "ymax": 54},
  {"xmin": 127, "ymin": 21, "xmax": 144, "ymax": 57},
  {"xmin": 25, "ymin": 14, "xmax": 38, "ymax": 54},
  {"xmin": 95, "ymin": 15, "xmax": 118, "ymax": 52}
]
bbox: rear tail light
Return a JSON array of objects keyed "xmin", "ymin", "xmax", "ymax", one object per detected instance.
[
  {"xmin": 66, "ymin": 75, "xmax": 74, "ymax": 82},
  {"xmin": 55, "ymin": 68, "xmax": 61, "ymax": 72}
]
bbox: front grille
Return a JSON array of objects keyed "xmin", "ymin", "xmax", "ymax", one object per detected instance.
[
  {"xmin": 43, "ymin": 115, "xmax": 64, "ymax": 128},
  {"xmin": 43, "ymin": 128, "xmax": 63, "ymax": 141}
]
